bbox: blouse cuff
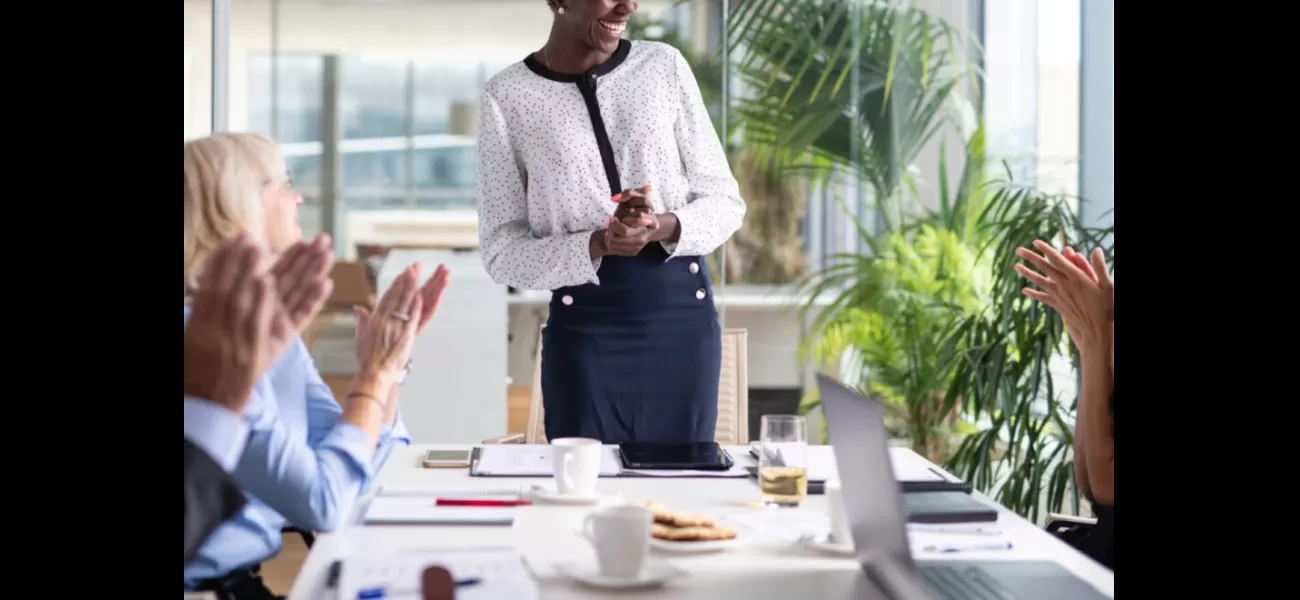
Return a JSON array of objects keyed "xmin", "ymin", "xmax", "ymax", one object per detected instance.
[
  {"xmin": 661, "ymin": 207, "xmax": 703, "ymax": 259},
  {"xmin": 564, "ymin": 231, "xmax": 602, "ymax": 285}
]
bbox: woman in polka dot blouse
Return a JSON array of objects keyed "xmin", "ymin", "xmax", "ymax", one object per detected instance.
[{"xmin": 475, "ymin": 0, "xmax": 746, "ymax": 444}]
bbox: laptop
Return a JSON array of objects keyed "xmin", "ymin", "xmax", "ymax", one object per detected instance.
[{"xmin": 817, "ymin": 373, "xmax": 1110, "ymax": 600}]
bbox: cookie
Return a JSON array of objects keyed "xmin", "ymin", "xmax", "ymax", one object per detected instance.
[
  {"xmin": 662, "ymin": 512, "xmax": 716, "ymax": 528},
  {"xmin": 654, "ymin": 525, "xmax": 737, "ymax": 542}
]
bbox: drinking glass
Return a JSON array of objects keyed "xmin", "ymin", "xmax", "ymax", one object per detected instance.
[{"xmin": 758, "ymin": 414, "xmax": 809, "ymax": 507}]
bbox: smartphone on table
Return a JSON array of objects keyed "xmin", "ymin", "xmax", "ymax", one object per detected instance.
[{"xmin": 423, "ymin": 449, "xmax": 473, "ymax": 468}]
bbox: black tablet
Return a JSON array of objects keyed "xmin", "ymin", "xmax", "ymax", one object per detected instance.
[{"xmin": 617, "ymin": 442, "xmax": 735, "ymax": 471}]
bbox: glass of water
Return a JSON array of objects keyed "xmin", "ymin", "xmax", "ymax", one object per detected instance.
[{"xmin": 758, "ymin": 414, "xmax": 809, "ymax": 507}]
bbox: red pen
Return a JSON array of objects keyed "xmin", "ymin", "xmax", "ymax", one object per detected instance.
[{"xmin": 435, "ymin": 498, "xmax": 532, "ymax": 507}]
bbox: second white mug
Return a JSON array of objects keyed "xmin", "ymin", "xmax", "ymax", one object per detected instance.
[
  {"xmin": 583, "ymin": 504, "xmax": 653, "ymax": 579},
  {"xmin": 551, "ymin": 437, "xmax": 602, "ymax": 496}
]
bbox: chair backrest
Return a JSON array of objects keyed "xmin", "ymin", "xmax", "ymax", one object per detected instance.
[
  {"xmin": 525, "ymin": 324, "xmax": 547, "ymax": 444},
  {"xmin": 525, "ymin": 326, "xmax": 749, "ymax": 445},
  {"xmin": 716, "ymin": 328, "xmax": 750, "ymax": 444},
  {"xmin": 325, "ymin": 261, "xmax": 373, "ymax": 312}
]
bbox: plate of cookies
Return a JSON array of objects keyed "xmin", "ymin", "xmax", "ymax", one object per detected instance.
[{"xmin": 644, "ymin": 504, "xmax": 739, "ymax": 553}]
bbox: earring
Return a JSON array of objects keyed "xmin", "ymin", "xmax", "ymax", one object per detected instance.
[{"xmin": 558, "ymin": 6, "xmax": 566, "ymax": 15}]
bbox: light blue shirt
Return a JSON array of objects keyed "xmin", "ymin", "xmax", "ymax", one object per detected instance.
[
  {"xmin": 183, "ymin": 307, "xmax": 410, "ymax": 588},
  {"xmin": 184, "ymin": 397, "xmax": 250, "ymax": 472}
]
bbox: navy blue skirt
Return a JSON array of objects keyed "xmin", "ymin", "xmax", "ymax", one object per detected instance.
[{"xmin": 542, "ymin": 244, "xmax": 721, "ymax": 444}]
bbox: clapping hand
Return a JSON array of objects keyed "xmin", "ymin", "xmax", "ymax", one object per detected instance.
[
  {"xmin": 183, "ymin": 234, "xmax": 281, "ymax": 414},
  {"xmin": 270, "ymin": 233, "xmax": 336, "ymax": 334},
  {"xmin": 604, "ymin": 185, "xmax": 659, "ymax": 256},
  {"xmin": 354, "ymin": 263, "xmax": 450, "ymax": 337},
  {"xmin": 1015, "ymin": 241, "xmax": 1113, "ymax": 355}
]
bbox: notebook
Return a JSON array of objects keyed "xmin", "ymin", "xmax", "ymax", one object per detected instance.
[
  {"xmin": 903, "ymin": 491, "xmax": 998, "ymax": 524},
  {"xmin": 337, "ymin": 547, "xmax": 538, "ymax": 600},
  {"xmin": 362, "ymin": 497, "xmax": 516, "ymax": 525}
]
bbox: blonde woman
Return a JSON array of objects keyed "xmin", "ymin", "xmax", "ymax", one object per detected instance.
[{"xmin": 182, "ymin": 133, "xmax": 450, "ymax": 599}]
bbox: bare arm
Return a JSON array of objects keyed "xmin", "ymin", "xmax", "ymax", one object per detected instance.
[
  {"xmin": 1072, "ymin": 408, "xmax": 1090, "ymax": 502},
  {"xmin": 1077, "ymin": 349, "xmax": 1114, "ymax": 505}
]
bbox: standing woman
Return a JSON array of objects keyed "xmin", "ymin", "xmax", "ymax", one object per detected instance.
[{"xmin": 476, "ymin": 0, "xmax": 746, "ymax": 443}]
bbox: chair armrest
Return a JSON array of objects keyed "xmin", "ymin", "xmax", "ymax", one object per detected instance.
[
  {"xmin": 1047, "ymin": 512, "xmax": 1098, "ymax": 526},
  {"xmin": 482, "ymin": 434, "xmax": 525, "ymax": 444}
]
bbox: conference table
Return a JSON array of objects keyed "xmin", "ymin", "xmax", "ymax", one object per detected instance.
[{"xmin": 287, "ymin": 445, "xmax": 1114, "ymax": 599}]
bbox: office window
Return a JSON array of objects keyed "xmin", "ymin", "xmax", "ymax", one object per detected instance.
[
  {"xmin": 341, "ymin": 56, "xmax": 409, "ymax": 140},
  {"xmin": 247, "ymin": 53, "xmax": 324, "ymax": 144},
  {"xmin": 983, "ymin": 0, "xmax": 1081, "ymax": 195}
]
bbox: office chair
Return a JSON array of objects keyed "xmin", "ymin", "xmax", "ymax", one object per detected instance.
[
  {"xmin": 1045, "ymin": 512, "xmax": 1097, "ymax": 546},
  {"xmin": 281, "ymin": 526, "xmax": 316, "ymax": 548}
]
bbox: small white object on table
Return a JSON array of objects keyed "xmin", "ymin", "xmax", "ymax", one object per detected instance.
[{"xmin": 287, "ymin": 445, "xmax": 1114, "ymax": 599}]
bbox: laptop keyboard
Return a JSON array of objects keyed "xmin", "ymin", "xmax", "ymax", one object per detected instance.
[{"xmin": 920, "ymin": 565, "xmax": 1018, "ymax": 600}]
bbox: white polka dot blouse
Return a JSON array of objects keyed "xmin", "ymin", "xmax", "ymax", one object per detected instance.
[{"xmin": 475, "ymin": 40, "xmax": 747, "ymax": 291}]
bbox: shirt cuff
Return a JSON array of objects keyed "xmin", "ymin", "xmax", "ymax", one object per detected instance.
[
  {"xmin": 379, "ymin": 409, "xmax": 413, "ymax": 445},
  {"xmin": 183, "ymin": 396, "xmax": 250, "ymax": 473}
]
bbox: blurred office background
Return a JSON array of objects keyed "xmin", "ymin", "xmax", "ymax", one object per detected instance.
[{"xmin": 185, "ymin": 0, "xmax": 1113, "ymax": 533}]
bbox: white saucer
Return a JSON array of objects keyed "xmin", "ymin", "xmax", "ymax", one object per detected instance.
[
  {"xmin": 555, "ymin": 559, "xmax": 685, "ymax": 590},
  {"xmin": 650, "ymin": 536, "xmax": 739, "ymax": 554},
  {"xmin": 798, "ymin": 534, "xmax": 854, "ymax": 557},
  {"xmin": 525, "ymin": 486, "xmax": 613, "ymax": 506}
]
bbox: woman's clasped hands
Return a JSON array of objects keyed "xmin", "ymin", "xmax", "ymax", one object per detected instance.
[{"xmin": 603, "ymin": 185, "xmax": 660, "ymax": 256}]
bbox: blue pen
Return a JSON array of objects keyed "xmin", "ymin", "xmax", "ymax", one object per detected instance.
[
  {"xmin": 356, "ymin": 578, "xmax": 483, "ymax": 599},
  {"xmin": 922, "ymin": 541, "xmax": 1013, "ymax": 553}
]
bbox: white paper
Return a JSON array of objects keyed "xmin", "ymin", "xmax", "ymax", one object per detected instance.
[
  {"xmin": 725, "ymin": 509, "xmax": 832, "ymax": 542},
  {"xmin": 363, "ymin": 497, "xmax": 516, "ymax": 525},
  {"xmin": 339, "ymin": 547, "xmax": 539, "ymax": 600},
  {"xmin": 472, "ymin": 445, "xmax": 622, "ymax": 477},
  {"xmin": 621, "ymin": 464, "xmax": 752, "ymax": 478},
  {"xmin": 377, "ymin": 485, "xmax": 525, "ymax": 498},
  {"xmin": 802, "ymin": 446, "xmax": 948, "ymax": 483}
]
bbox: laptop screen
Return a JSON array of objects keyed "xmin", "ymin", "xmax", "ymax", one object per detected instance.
[{"xmin": 817, "ymin": 373, "xmax": 917, "ymax": 574}]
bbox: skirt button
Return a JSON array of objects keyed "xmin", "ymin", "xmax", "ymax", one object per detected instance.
[
  {"xmin": 689, "ymin": 262, "xmax": 700, "ymax": 275},
  {"xmin": 695, "ymin": 289, "xmax": 707, "ymax": 300},
  {"xmin": 561, "ymin": 294, "xmax": 574, "ymax": 306}
]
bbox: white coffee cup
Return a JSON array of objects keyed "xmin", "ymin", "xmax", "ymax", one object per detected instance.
[
  {"xmin": 825, "ymin": 480, "xmax": 853, "ymax": 546},
  {"xmin": 582, "ymin": 504, "xmax": 653, "ymax": 578},
  {"xmin": 552, "ymin": 437, "xmax": 602, "ymax": 497}
]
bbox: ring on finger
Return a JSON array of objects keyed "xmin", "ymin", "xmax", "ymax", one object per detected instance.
[{"xmin": 390, "ymin": 311, "xmax": 412, "ymax": 322}]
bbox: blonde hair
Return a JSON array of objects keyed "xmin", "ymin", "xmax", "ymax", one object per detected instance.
[{"xmin": 183, "ymin": 132, "xmax": 286, "ymax": 291}]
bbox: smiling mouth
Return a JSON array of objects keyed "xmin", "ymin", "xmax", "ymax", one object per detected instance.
[{"xmin": 597, "ymin": 19, "xmax": 626, "ymax": 34}]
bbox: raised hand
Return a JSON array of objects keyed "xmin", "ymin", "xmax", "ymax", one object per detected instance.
[
  {"xmin": 270, "ymin": 233, "xmax": 335, "ymax": 332},
  {"xmin": 354, "ymin": 263, "xmax": 450, "ymax": 337},
  {"xmin": 183, "ymin": 234, "xmax": 280, "ymax": 414},
  {"xmin": 1015, "ymin": 241, "xmax": 1113, "ymax": 355},
  {"xmin": 354, "ymin": 263, "xmax": 423, "ymax": 378}
]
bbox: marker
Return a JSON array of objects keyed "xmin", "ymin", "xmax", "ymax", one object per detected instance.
[
  {"xmin": 435, "ymin": 498, "xmax": 532, "ymax": 507},
  {"xmin": 907, "ymin": 524, "xmax": 1003, "ymax": 536},
  {"xmin": 922, "ymin": 541, "xmax": 1013, "ymax": 553}
]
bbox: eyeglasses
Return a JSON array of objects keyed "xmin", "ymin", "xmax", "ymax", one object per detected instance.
[{"xmin": 263, "ymin": 171, "xmax": 295, "ymax": 191}]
